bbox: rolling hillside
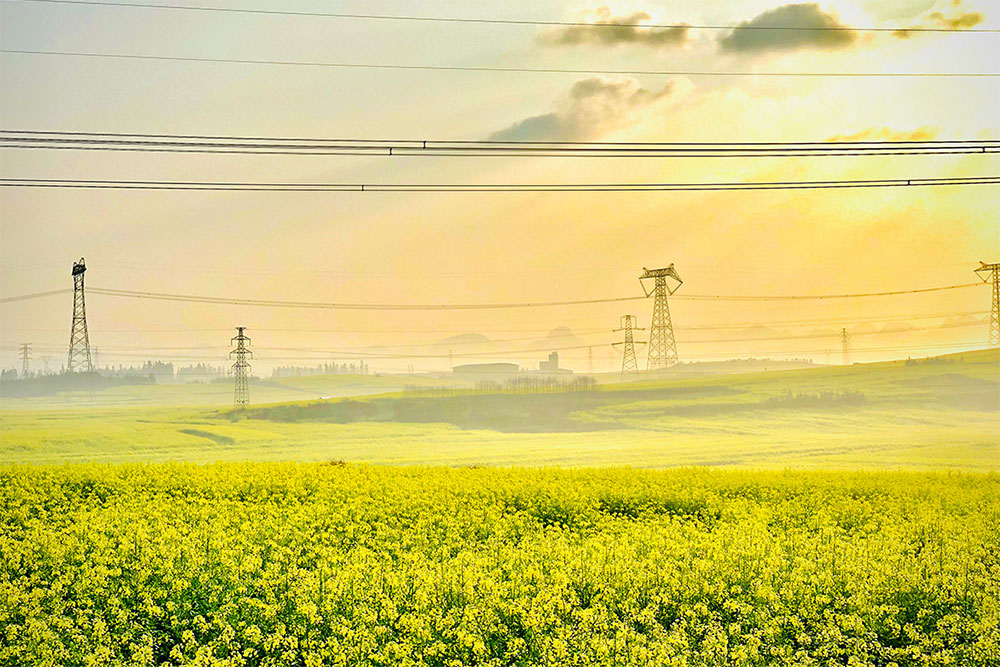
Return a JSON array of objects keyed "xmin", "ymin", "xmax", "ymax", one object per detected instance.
[{"xmin": 1, "ymin": 350, "xmax": 996, "ymax": 469}]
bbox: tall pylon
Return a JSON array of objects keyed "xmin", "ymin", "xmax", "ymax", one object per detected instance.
[
  {"xmin": 230, "ymin": 327, "xmax": 252, "ymax": 408},
  {"xmin": 19, "ymin": 343, "xmax": 31, "ymax": 377},
  {"xmin": 640, "ymin": 265, "xmax": 683, "ymax": 371},
  {"xmin": 613, "ymin": 315, "xmax": 646, "ymax": 381},
  {"xmin": 975, "ymin": 261, "xmax": 1000, "ymax": 348},
  {"xmin": 841, "ymin": 328, "xmax": 851, "ymax": 366},
  {"xmin": 67, "ymin": 258, "xmax": 93, "ymax": 373}
]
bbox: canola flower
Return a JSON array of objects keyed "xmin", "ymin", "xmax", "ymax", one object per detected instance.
[{"xmin": 0, "ymin": 464, "xmax": 998, "ymax": 666}]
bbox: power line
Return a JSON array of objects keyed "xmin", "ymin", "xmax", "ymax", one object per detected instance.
[
  {"xmin": 0, "ymin": 288, "xmax": 72, "ymax": 303},
  {"xmin": 0, "ymin": 283, "xmax": 986, "ymax": 310},
  {"xmin": 10, "ymin": 0, "xmax": 1000, "ymax": 34},
  {"xmin": 5, "ymin": 310, "xmax": 987, "ymax": 335},
  {"xmin": 0, "ymin": 283, "xmax": 985, "ymax": 309},
  {"xmin": 4, "ymin": 49, "xmax": 997, "ymax": 78},
  {"xmin": 24, "ymin": 341, "xmax": 983, "ymax": 364},
  {"xmin": 3, "ymin": 131, "xmax": 996, "ymax": 158},
  {"xmin": 7, "ymin": 317, "xmax": 986, "ymax": 355},
  {"xmin": 6, "ymin": 129, "xmax": 993, "ymax": 147},
  {"xmin": 675, "ymin": 283, "xmax": 984, "ymax": 301},
  {"xmin": 2, "ymin": 176, "xmax": 997, "ymax": 193},
  {"xmin": 82, "ymin": 286, "xmax": 645, "ymax": 310}
]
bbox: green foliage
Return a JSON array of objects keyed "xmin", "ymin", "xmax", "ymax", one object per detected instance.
[{"xmin": 2, "ymin": 465, "xmax": 998, "ymax": 666}]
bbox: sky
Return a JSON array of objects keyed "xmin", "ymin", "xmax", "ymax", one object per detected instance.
[{"xmin": 0, "ymin": 0, "xmax": 998, "ymax": 374}]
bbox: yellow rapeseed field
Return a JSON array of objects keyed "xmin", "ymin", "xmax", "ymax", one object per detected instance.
[{"xmin": 1, "ymin": 464, "xmax": 998, "ymax": 666}]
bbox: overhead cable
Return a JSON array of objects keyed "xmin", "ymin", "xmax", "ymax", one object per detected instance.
[
  {"xmin": 2, "ymin": 131, "xmax": 996, "ymax": 158},
  {"xmin": 10, "ymin": 0, "xmax": 1000, "ymax": 34},
  {"xmin": 0, "ymin": 284, "xmax": 985, "ymax": 310},
  {"xmin": 2, "ymin": 176, "xmax": 997, "ymax": 192},
  {"xmin": 3, "ymin": 49, "xmax": 996, "ymax": 78}
]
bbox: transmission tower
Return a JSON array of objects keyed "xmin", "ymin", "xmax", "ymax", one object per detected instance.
[
  {"xmin": 975, "ymin": 261, "xmax": 1000, "ymax": 348},
  {"xmin": 230, "ymin": 327, "xmax": 252, "ymax": 408},
  {"xmin": 67, "ymin": 258, "xmax": 93, "ymax": 373},
  {"xmin": 640, "ymin": 265, "xmax": 683, "ymax": 371},
  {"xmin": 841, "ymin": 328, "xmax": 852, "ymax": 366},
  {"xmin": 19, "ymin": 343, "xmax": 31, "ymax": 377},
  {"xmin": 613, "ymin": 315, "xmax": 646, "ymax": 381}
]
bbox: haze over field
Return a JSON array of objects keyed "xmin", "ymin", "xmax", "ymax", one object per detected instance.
[{"xmin": 2, "ymin": 0, "xmax": 998, "ymax": 374}]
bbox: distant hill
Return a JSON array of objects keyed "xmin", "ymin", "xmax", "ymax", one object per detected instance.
[
  {"xmin": 433, "ymin": 333, "xmax": 494, "ymax": 348},
  {"xmin": 531, "ymin": 327, "xmax": 588, "ymax": 351}
]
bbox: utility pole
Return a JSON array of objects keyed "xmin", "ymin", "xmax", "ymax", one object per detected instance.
[
  {"xmin": 841, "ymin": 328, "xmax": 851, "ymax": 366},
  {"xmin": 613, "ymin": 315, "xmax": 645, "ymax": 381},
  {"xmin": 230, "ymin": 327, "xmax": 252, "ymax": 408},
  {"xmin": 640, "ymin": 265, "xmax": 683, "ymax": 371},
  {"xmin": 67, "ymin": 258, "xmax": 93, "ymax": 373},
  {"xmin": 975, "ymin": 261, "xmax": 1000, "ymax": 348},
  {"xmin": 19, "ymin": 343, "xmax": 30, "ymax": 378}
]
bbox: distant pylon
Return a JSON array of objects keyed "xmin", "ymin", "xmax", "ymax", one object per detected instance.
[
  {"xmin": 640, "ymin": 265, "xmax": 683, "ymax": 371},
  {"xmin": 841, "ymin": 328, "xmax": 851, "ymax": 366},
  {"xmin": 613, "ymin": 315, "xmax": 646, "ymax": 381},
  {"xmin": 19, "ymin": 343, "xmax": 31, "ymax": 377},
  {"xmin": 67, "ymin": 258, "xmax": 93, "ymax": 373},
  {"xmin": 230, "ymin": 327, "xmax": 252, "ymax": 408},
  {"xmin": 588, "ymin": 346, "xmax": 593, "ymax": 375},
  {"xmin": 974, "ymin": 261, "xmax": 1000, "ymax": 348}
]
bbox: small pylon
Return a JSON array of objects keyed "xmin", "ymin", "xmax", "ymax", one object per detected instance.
[
  {"xmin": 19, "ymin": 343, "xmax": 31, "ymax": 377},
  {"xmin": 613, "ymin": 315, "xmax": 646, "ymax": 381},
  {"xmin": 230, "ymin": 327, "xmax": 252, "ymax": 408},
  {"xmin": 974, "ymin": 261, "xmax": 1000, "ymax": 348},
  {"xmin": 640, "ymin": 265, "xmax": 683, "ymax": 371},
  {"xmin": 841, "ymin": 328, "xmax": 852, "ymax": 366}
]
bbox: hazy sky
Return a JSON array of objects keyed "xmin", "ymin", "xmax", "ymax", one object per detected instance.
[{"xmin": 1, "ymin": 0, "xmax": 997, "ymax": 373}]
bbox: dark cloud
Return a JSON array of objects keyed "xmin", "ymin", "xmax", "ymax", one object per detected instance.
[
  {"xmin": 489, "ymin": 77, "xmax": 680, "ymax": 142},
  {"xmin": 540, "ymin": 7, "xmax": 689, "ymax": 48},
  {"xmin": 825, "ymin": 126, "xmax": 940, "ymax": 142},
  {"xmin": 719, "ymin": 3, "xmax": 857, "ymax": 53},
  {"xmin": 893, "ymin": 1, "xmax": 984, "ymax": 39}
]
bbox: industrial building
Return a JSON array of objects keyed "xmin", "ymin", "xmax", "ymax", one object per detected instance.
[{"xmin": 538, "ymin": 352, "xmax": 572, "ymax": 375}]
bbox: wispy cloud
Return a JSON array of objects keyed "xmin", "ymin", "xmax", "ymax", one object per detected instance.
[
  {"xmin": 489, "ymin": 77, "xmax": 683, "ymax": 142},
  {"xmin": 719, "ymin": 3, "xmax": 857, "ymax": 54},
  {"xmin": 893, "ymin": 0, "xmax": 984, "ymax": 38},
  {"xmin": 539, "ymin": 7, "xmax": 689, "ymax": 49},
  {"xmin": 825, "ymin": 127, "xmax": 940, "ymax": 142}
]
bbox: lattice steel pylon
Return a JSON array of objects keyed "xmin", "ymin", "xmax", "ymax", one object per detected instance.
[
  {"xmin": 67, "ymin": 258, "xmax": 93, "ymax": 373},
  {"xmin": 230, "ymin": 327, "xmax": 252, "ymax": 408},
  {"xmin": 613, "ymin": 315, "xmax": 646, "ymax": 381},
  {"xmin": 975, "ymin": 261, "xmax": 1000, "ymax": 348},
  {"xmin": 640, "ymin": 265, "xmax": 683, "ymax": 371},
  {"xmin": 841, "ymin": 328, "xmax": 851, "ymax": 366},
  {"xmin": 19, "ymin": 343, "xmax": 31, "ymax": 377}
]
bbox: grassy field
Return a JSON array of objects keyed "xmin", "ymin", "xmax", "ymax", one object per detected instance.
[
  {"xmin": 0, "ymin": 373, "xmax": 470, "ymax": 408},
  {"xmin": 1, "ymin": 349, "xmax": 996, "ymax": 469},
  {"xmin": 2, "ymin": 355, "xmax": 997, "ymax": 665},
  {"xmin": 3, "ymin": 464, "xmax": 997, "ymax": 666}
]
